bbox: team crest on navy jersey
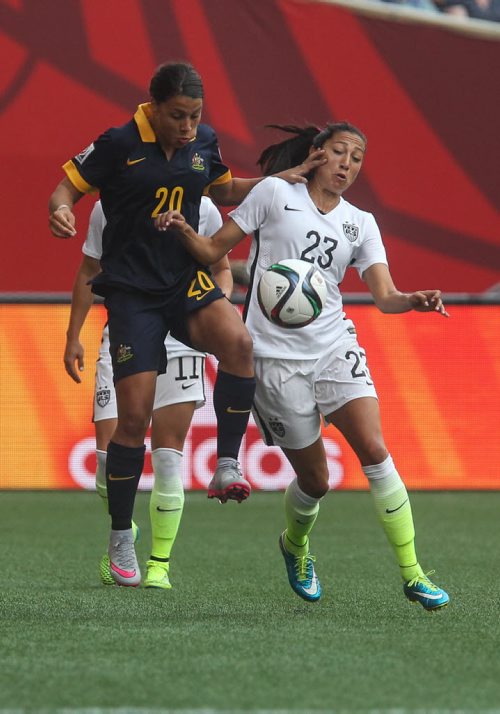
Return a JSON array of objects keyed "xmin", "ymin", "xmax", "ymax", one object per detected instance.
[
  {"xmin": 269, "ymin": 418, "xmax": 285, "ymax": 438},
  {"xmin": 75, "ymin": 143, "xmax": 95, "ymax": 164},
  {"xmin": 116, "ymin": 344, "xmax": 133, "ymax": 364},
  {"xmin": 96, "ymin": 388, "xmax": 111, "ymax": 408},
  {"xmin": 191, "ymin": 152, "xmax": 205, "ymax": 172},
  {"xmin": 342, "ymin": 223, "xmax": 359, "ymax": 242}
]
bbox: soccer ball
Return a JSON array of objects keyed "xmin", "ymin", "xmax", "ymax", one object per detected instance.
[{"xmin": 257, "ymin": 259, "xmax": 327, "ymax": 328}]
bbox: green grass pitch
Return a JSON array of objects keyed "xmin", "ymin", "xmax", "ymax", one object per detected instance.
[{"xmin": 0, "ymin": 490, "xmax": 499, "ymax": 713}]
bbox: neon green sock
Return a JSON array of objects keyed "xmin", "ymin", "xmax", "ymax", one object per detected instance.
[
  {"xmin": 284, "ymin": 478, "xmax": 320, "ymax": 557},
  {"xmin": 149, "ymin": 449, "xmax": 185, "ymax": 560},
  {"xmin": 364, "ymin": 455, "xmax": 420, "ymax": 581},
  {"xmin": 95, "ymin": 449, "xmax": 109, "ymax": 511}
]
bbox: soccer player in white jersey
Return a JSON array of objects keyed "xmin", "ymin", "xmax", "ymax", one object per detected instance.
[
  {"xmin": 156, "ymin": 122, "xmax": 450, "ymax": 611},
  {"xmin": 64, "ymin": 196, "xmax": 232, "ymax": 589}
]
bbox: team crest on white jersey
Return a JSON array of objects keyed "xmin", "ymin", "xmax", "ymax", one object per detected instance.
[
  {"xmin": 343, "ymin": 222, "xmax": 359, "ymax": 242},
  {"xmin": 269, "ymin": 418, "xmax": 285, "ymax": 438},
  {"xmin": 75, "ymin": 143, "xmax": 95, "ymax": 165},
  {"xmin": 96, "ymin": 388, "xmax": 110, "ymax": 408},
  {"xmin": 191, "ymin": 152, "xmax": 205, "ymax": 172}
]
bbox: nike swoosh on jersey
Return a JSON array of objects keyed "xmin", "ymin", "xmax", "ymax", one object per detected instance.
[
  {"xmin": 181, "ymin": 383, "xmax": 196, "ymax": 390},
  {"xmin": 226, "ymin": 407, "xmax": 252, "ymax": 414},
  {"xmin": 386, "ymin": 498, "xmax": 409, "ymax": 514},
  {"xmin": 284, "ymin": 204, "xmax": 302, "ymax": 211},
  {"xmin": 126, "ymin": 157, "xmax": 146, "ymax": 165}
]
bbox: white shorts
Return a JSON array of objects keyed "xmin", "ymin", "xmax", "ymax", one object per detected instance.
[
  {"xmin": 93, "ymin": 342, "xmax": 206, "ymax": 422},
  {"xmin": 252, "ymin": 335, "xmax": 378, "ymax": 450}
]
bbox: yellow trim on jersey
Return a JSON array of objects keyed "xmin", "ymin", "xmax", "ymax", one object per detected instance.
[
  {"xmin": 134, "ymin": 103, "xmax": 156, "ymax": 142},
  {"xmin": 204, "ymin": 169, "xmax": 232, "ymax": 195},
  {"xmin": 62, "ymin": 160, "xmax": 96, "ymax": 194}
]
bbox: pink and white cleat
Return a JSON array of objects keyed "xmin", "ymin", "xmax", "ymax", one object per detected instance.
[
  {"xmin": 207, "ymin": 458, "xmax": 251, "ymax": 504},
  {"xmin": 108, "ymin": 528, "xmax": 141, "ymax": 587}
]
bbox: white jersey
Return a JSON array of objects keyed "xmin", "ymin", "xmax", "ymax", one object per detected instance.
[
  {"xmin": 229, "ymin": 177, "xmax": 387, "ymax": 359},
  {"xmin": 83, "ymin": 196, "xmax": 223, "ymax": 357}
]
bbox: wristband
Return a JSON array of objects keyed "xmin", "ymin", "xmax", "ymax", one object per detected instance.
[{"xmin": 55, "ymin": 204, "xmax": 71, "ymax": 211}]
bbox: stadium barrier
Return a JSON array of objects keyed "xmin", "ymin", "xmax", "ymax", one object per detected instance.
[{"xmin": 0, "ymin": 295, "xmax": 498, "ymax": 490}]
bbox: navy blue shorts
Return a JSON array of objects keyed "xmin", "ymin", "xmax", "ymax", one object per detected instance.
[{"xmin": 105, "ymin": 268, "xmax": 224, "ymax": 383}]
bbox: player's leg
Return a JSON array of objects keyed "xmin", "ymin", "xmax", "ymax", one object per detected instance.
[
  {"xmin": 105, "ymin": 290, "xmax": 164, "ymax": 586},
  {"xmin": 187, "ymin": 294, "xmax": 254, "ymax": 503},
  {"xmin": 93, "ymin": 336, "xmax": 139, "ymax": 584},
  {"xmin": 93, "ymin": 328, "xmax": 118, "ymax": 509},
  {"xmin": 105, "ymin": 370, "xmax": 156, "ymax": 586},
  {"xmin": 144, "ymin": 355, "xmax": 203, "ymax": 589},
  {"xmin": 326, "ymin": 396, "xmax": 449, "ymax": 610},
  {"xmin": 95, "ymin": 419, "xmax": 116, "ymax": 505},
  {"xmin": 279, "ymin": 440, "xmax": 327, "ymax": 602},
  {"xmin": 253, "ymin": 357, "xmax": 323, "ymax": 601}
]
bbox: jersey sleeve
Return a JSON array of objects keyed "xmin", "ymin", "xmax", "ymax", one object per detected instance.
[
  {"xmin": 203, "ymin": 126, "xmax": 232, "ymax": 189},
  {"xmin": 63, "ymin": 129, "xmax": 123, "ymax": 194},
  {"xmin": 352, "ymin": 212, "xmax": 388, "ymax": 279},
  {"xmin": 228, "ymin": 177, "xmax": 277, "ymax": 234},
  {"xmin": 82, "ymin": 201, "xmax": 105, "ymax": 259}
]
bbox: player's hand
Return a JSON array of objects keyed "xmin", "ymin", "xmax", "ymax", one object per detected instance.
[
  {"xmin": 154, "ymin": 210, "xmax": 195, "ymax": 238},
  {"xmin": 64, "ymin": 339, "xmax": 85, "ymax": 383},
  {"xmin": 274, "ymin": 148, "xmax": 327, "ymax": 184},
  {"xmin": 409, "ymin": 290, "xmax": 449, "ymax": 317},
  {"xmin": 49, "ymin": 206, "xmax": 77, "ymax": 238}
]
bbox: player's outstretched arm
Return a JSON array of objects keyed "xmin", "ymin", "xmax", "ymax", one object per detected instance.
[
  {"xmin": 208, "ymin": 149, "xmax": 326, "ymax": 206},
  {"xmin": 155, "ymin": 213, "xmax": 245, "ymax": 265},
  {"xmin": 364, "ymin": 263, "xmax": 449, "ymax": 317}
]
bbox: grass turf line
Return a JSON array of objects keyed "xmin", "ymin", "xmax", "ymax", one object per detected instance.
[{"xmin": 0, "ymin": 491, "xmax": 498, "ymax": 710}]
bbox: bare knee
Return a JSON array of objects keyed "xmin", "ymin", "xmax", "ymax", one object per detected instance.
[
  {"xmin": 297, "ymin": 466, "xmax": 330, "ymax": 499},
  {"xmin": 216, "ymin": 327, "xmax": 254, "ymax": 374},
  {"xmin": 356, "ymin": 438, "xmax": 388, "ymax": 468},
  {"xmin": 114, "ymin": 410, "xmax": 150, "ymax": 445}
]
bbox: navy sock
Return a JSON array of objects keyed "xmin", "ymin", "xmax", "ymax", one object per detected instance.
[
  {"xmin": 213, "ymin": 370, "xmax": 256, "ymax": 459},
  {"xmin": 106, "ymin": 441, "xmax": 145, "ymax": 530}
]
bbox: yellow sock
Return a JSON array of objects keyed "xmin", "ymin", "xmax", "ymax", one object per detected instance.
[
  {"xmin": 284, "ymin": 478, "xmax": 320, "ymax": 557},
  {"xmin": 149, "ymin": 449, "xmax": 185, "ymax": 560},
  {"xmin": 364, "ymin": 454, "xmax": 421, "ymax": 581},
  {"xmin": 95, "ymin": 449, "xmax": 109, "ymax": 511}
]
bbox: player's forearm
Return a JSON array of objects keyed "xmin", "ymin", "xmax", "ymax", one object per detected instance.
[
  {"xmin": 181, "ymin": 226, "xmax": 227, "ymax": 265},
  {"xmin": 66, "ymin": 271, "xmax": 96, "ymax": 339},
  {"xmin": 374, "ymin": 290, "xmax": 413, "ymax": 314},
  {"xmin": 48, "ymin": 179, "xmax": 82, "ymax": 214}
]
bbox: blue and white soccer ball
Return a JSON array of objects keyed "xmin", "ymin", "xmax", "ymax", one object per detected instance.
[{"xmin": 257, "ymin": 258, "xmax": 327, "ymax": 329}]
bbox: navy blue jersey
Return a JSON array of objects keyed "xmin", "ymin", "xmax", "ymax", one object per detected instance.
[{"xmin": 63, "ymin": 103, "xmax": 231, "ymax": 296}]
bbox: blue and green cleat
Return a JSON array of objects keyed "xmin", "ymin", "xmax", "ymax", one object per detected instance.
[
  {"xmin": 279, "ymin": 532, "xmax": 321, "ymax": 602},
  {"xmin": 99, "ymin": 520, "xmax": 140, "ymax": 585},
  {"xmin": 403, "ymin": 570, "xmax": 449, "ymax": 611}
]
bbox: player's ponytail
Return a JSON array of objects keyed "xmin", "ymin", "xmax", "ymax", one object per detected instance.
[{"xmin": 257, "ymin": 125, "xmax": 321, "ymax": 176}]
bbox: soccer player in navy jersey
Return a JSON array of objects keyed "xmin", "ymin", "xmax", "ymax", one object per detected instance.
[
  {"xmin": 64, "ymin": 197, "xmax": 230, "ymax": 590},
  {"xmin": 48, "ymin": 61, "xmax": 324, "ymax": 586}
]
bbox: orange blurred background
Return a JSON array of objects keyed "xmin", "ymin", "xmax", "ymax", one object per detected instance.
[{"xmin": 1, "ymin": 303, "xmax": 498, "ymax": 491}]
